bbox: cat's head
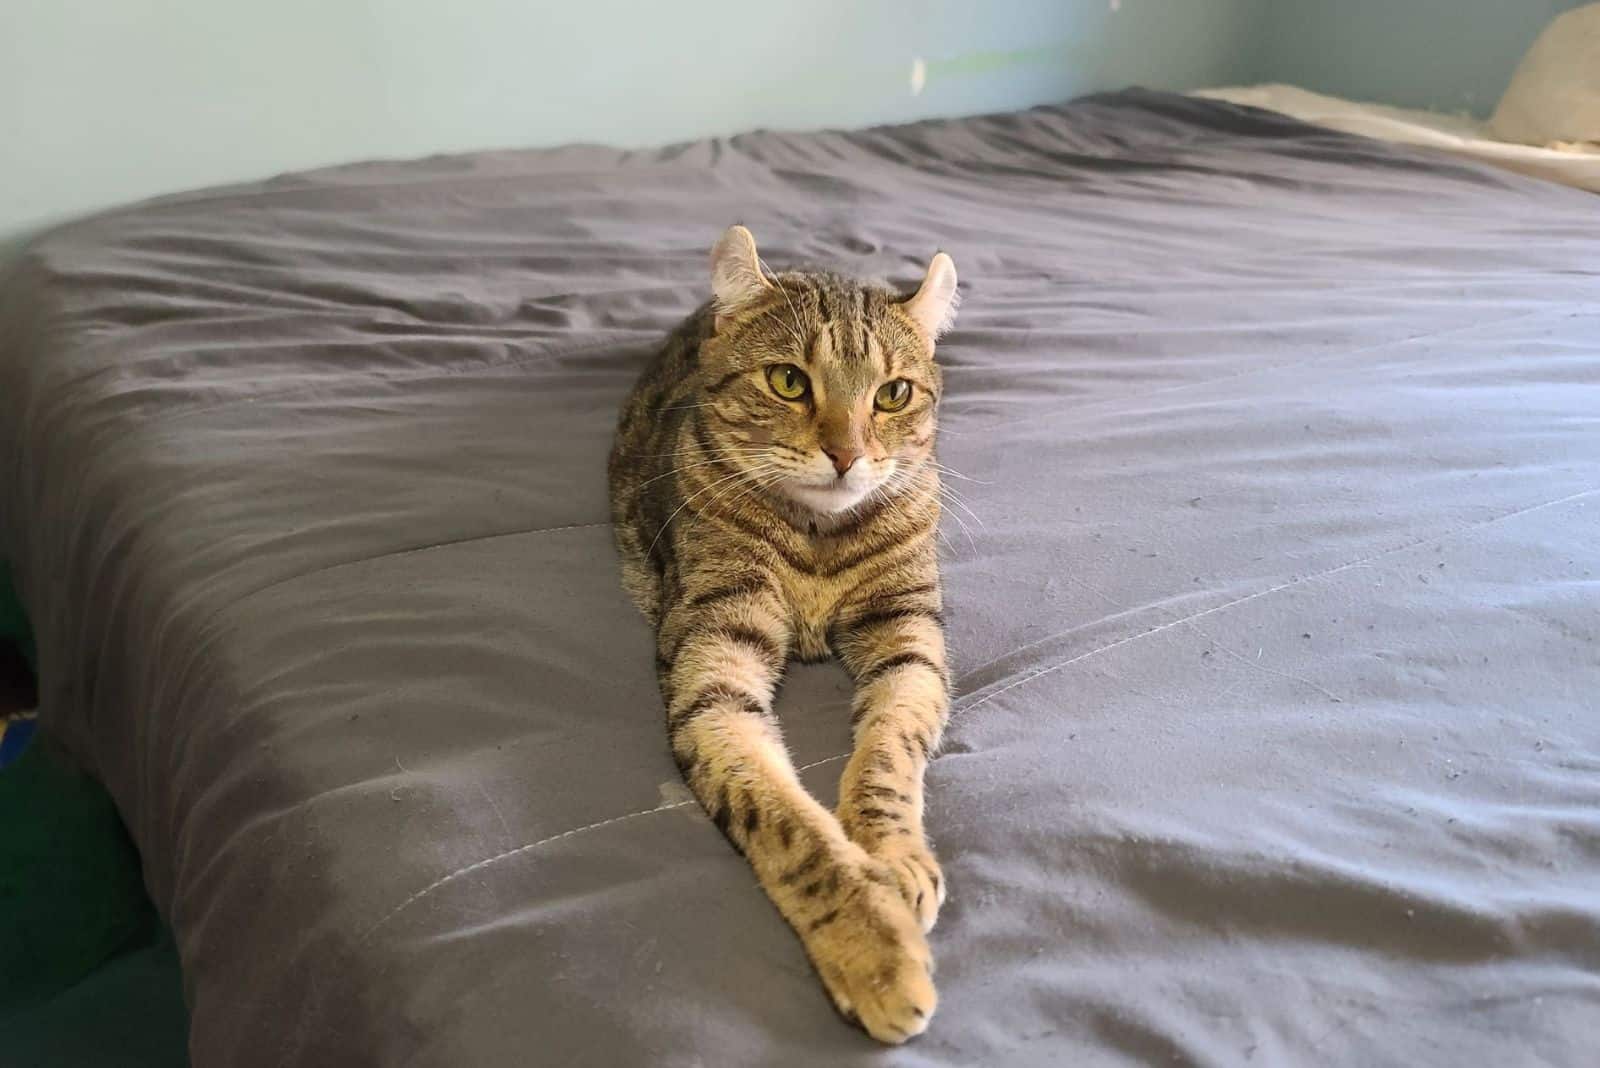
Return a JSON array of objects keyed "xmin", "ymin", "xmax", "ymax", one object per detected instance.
[{"xmin": 697, "ymin": 225, "xmax": 958, "ymax": 517}]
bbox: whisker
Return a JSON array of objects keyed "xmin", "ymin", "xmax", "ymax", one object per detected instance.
[
  {"xmin": 642, "ymin": 464, "xmax": 762, "ymax": 560},
  {"xmin": 933, "ymin": 484, "xmax": 980, "ymax": 548},
  {"xmin": 689, "ymin": 462, "xmax": 786, "ymax": 530},
  {"xmin": 758, "ymin": 308, "xmax": 805, "ymax": 349},
  {"xmin": 759, "ymin": 260, "xmax": 809, "ymax": 350},
  {"xmin": 941, "ymin": 483, "xmax": 985, "ymax": 518},
  {"xmin": 636, "ymin": 444, "xmax": 767, "ymax": 459},
  {"xmin": 927, "ymin": 460, "xmax": 992, "ymax": 484},
  {"xmin": 936, "ymin": 482, "xmax": 987, "ymax": 529},
  {"xmin": 726, "ymin": 468, "xmax": 791, "ymax": 518},
  {"xmin": 847, "ymin": 481, "xmax": 887, "ymax": 524},
  {"xmin": 635, "ymin": 453, "xmax": 751, "ymax": 488},
  {"xmin": 940, "ymin": 497, "xmax": 986, "ymax": 540},
  {"xmin": 943, "ymin": 507, "xmax": 978, "ymax": 550},
  {"xmin": 937, "ymin": 478, "xmax": 980, "ymax": 509}
]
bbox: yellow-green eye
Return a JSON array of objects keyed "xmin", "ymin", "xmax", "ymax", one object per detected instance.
[
  {"xmin": 874, "ymin": 379, "xmax": 913, "ymax": 412},
  {"xmin": 766, "ymin": 364, "xmax": 810, "ymax": 400}
]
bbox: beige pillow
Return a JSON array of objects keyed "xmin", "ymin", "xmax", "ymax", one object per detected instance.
[{"xmin": 1490, "ymin": 3, "xmax": 1600, "ymax": 148}]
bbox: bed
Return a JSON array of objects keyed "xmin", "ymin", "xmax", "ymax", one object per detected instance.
[{"xmin": 2, "ymin": 89, "xmax": 1597, "ymax": 1066}]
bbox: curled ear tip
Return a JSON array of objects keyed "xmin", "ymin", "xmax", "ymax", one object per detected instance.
[
  {"xmin": 712, "ymin": 228, "xmax": 762, "ymax": 274},
  {"xmin": 903, "ymin": 249, "xmax": 960, "ymax": 339},
  {"xmin": 711, "ymin": 224, "xmax": 772, "ymax": 305}
]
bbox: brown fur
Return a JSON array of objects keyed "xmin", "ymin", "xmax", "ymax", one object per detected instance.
[{"xmin": 608, "ymin": 226, "xmax": 957, "ymax": 1043}]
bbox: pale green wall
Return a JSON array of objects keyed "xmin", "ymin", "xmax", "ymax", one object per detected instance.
[
  {"xmin": 1, "ymin": 0, "xmax": 1263, "ymax": 256},
  {"xmin": 4, "ymin": 2, "xmax": 1585, "ymax": 260},
  {"xmin": 1248, "ymin": 1, "xmax": 1589, "ymax": 115}
]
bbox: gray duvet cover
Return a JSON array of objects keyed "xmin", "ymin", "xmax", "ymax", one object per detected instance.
[{"xmin": 1, "ymin": 90, "xmax": 1597, "ymax": 1066}]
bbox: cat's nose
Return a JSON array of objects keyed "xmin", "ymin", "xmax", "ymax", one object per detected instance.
[{"xmin": 823, "ymin": 447, "xmax": 861, "ymax": 477}]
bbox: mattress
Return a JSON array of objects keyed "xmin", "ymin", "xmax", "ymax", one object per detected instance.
[
  {"xmin": 1193, "ymin": 83, "xmax": 1600, "ymax": 194},
  {"xmin": 1, "ymin": 90, "xmax": 1597, "ymax": 1066}
]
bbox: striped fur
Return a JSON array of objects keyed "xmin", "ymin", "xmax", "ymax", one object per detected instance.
[{"xmin": 608, "ymin": 227, "xmax": 957, "ymax": 1044}]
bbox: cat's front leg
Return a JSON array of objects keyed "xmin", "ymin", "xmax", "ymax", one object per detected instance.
[
  {"xmin": 659, "ymin": 582, "xmax": 936, "ymax": 1043},
  {"xmin": 831, "ymin": 591, "xmax": 951, "ymax": 931}
]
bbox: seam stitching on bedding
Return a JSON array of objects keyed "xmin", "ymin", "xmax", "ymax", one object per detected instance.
[
  {"xmin": 360, "ymin": 484, "xmax": 1600, "ymax": 934},
  {"xmin": 798, "ymin": 482, "xmax": 1600, "ymax": 774},
  {"xmin": 357, "ymin": 750, "xmax": 850, "ymax": 945},
  {"xmin": 944, "ymin": 483, "xmax": 1600, "ymax": 724},
  {"xmin": 292, "ymin": 483, "xmax": 1596, "ymax": 1067},
  {"xmin": 223, "ymin": 520, "xmax": 613, "ymax": 615},
  {"xmin": 356, "ymin": 799, "xmax": 697, "ymax": 946}
]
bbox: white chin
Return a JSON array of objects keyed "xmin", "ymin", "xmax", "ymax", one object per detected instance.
[{"xmin": 782, "ymin": 480, "xmax": 876, "ymax": 515}]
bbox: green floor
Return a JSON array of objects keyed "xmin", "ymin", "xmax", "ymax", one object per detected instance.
[{"xmin": 2, "ymin": 562, "xmax": 189, "ymax": 1066}]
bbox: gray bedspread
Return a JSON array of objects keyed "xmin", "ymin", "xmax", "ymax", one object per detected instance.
[{"xmin": 2, "ymin": 90, "xmax": 1598, "ymax": 1066}]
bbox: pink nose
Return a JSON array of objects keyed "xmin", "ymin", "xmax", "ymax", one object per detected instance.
[{"xmin": 823, "ymin": 447, "xmax": 861, "ymax": 477}]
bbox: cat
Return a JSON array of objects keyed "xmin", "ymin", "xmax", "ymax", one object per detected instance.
[{"xmin": 608, "ymin": 225, "xmax": 958, "ymax": 1043}]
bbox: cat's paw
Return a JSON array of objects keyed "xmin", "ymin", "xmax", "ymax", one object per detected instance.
[
  {"xmin": 804, "ymin": 873, "xmax": 937, "ymax": 1044},
  {"xmin": 878, "ymin": 838, "xmax": 945, "ymax": 932}
]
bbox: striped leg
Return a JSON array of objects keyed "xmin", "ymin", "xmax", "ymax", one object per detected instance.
[
  {"xmin": 831, "ymin": 596, "xmax": 951, "ymax": 932},
  {"xmin": 659, "ymin": 583, "xmax": 936, "ymax": 1043}
]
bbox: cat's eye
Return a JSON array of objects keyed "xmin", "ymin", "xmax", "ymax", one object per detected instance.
[
  {"xmin": 874, "ymin": 379, "xmax": 913, "ymax": 412},
  {"xmin": 766, "ymin": 364, "xmax": 810, "ymax": 400}
]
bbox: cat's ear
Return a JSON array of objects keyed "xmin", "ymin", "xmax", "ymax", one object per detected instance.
[
  {"xmin": 710, "ymin": 224, "xmax": 772, "ymax": 329},
  {"xmin": 901, "ymin": 252, "xmax": 959, "ymax": 343}
]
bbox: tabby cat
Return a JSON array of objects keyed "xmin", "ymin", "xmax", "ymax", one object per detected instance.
[{"xmin": 608, "ymin": 226, "xmax": 958, "ymax": 1043}]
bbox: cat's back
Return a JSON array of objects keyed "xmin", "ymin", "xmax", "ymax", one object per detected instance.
[
  {"xmin": 610, "ymin": 305, "xmax": 710, "ymax": 484},
  {"xmin": 608, "ymin": 304, "xmax": 713, "ymax": 616}
]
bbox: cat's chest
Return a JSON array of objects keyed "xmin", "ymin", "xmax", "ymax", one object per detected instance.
[
  {"xmin": 778, "ymin": 574, "xmax": 845, "ymax": 662},
  {"xmin": 783, "ymin": 585, "xmax": 835, "ymax": 661},
  {"xmin": 768, "ymin": 518, "xmax": 897, "ymax": 661}
]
